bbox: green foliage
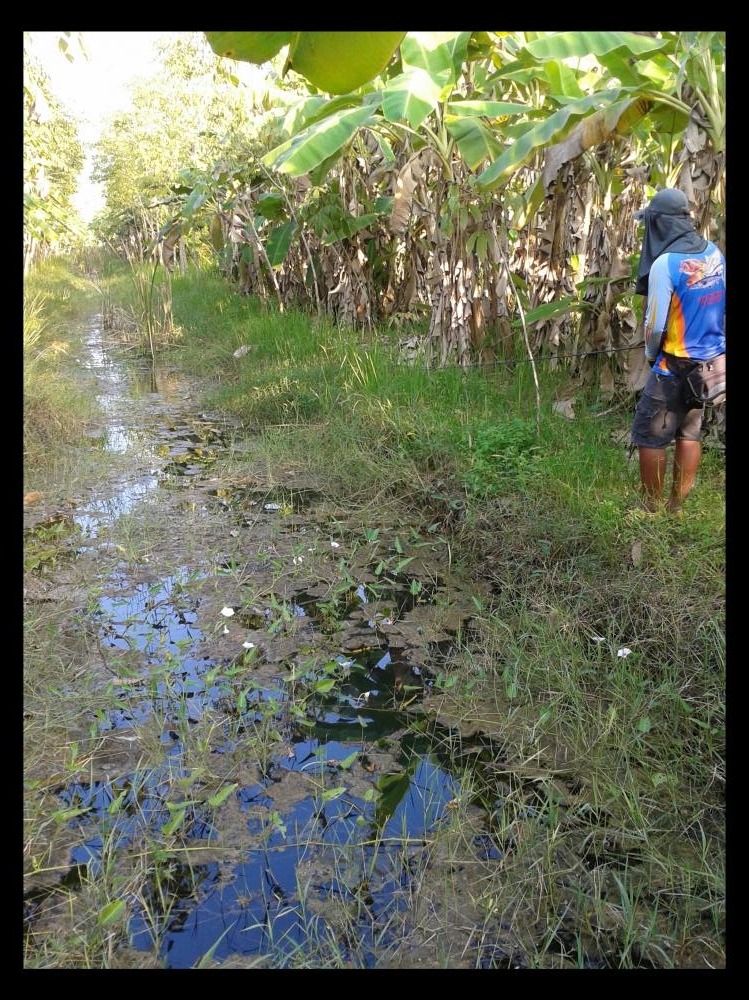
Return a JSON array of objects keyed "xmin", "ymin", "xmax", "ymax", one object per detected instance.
[
  {"xmin": 90, "ymin": 33, "xmax": 269, "ymax": 246},
  {"xmin": 206, "ymin": 31, "xmax": 405, "ymax": 95},
  {"xmin": 24, "ymin": 259, "xmax": 99, "ymax": 477},
  {"xmin": 23, "ymin": 40, "xmax": 85, "ymax": 260},
  {"xmin": 463, "ymin": 419, "xmax": 541, "ymax": 497}
]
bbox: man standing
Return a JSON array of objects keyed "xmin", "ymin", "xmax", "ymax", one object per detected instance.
[{"xmin": 630, "ymin": 187, "xmax": 726, "ymax": 512}]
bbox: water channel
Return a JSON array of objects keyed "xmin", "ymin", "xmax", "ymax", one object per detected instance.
[{"xmin": 24, "ymin": 316, "xmax": 516, "ymax": 969}]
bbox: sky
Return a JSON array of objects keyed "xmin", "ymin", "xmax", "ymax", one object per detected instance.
[{"xmin": 25, "ymin": 31, "xmax": 194, "ymax": 221}]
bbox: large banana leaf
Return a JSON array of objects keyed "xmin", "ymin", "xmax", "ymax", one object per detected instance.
[
  {"xmin": 282, "ymin": 95, "xmax": 328, "ymax": 136},
  {"xmin": 541, "ymin": 61, "xmax": 585, "ymax": 100},
  {"xmin": 205, "ymin": 31, "xmax": 405, "ymax": 95},
  {"xmin": 205, "ymin": 31, "xmax": 292, "ymax": 64},
  {"xmin": 265, "ymin": 220, "xmax": 297, "ymax": 267},
  {"xmin": 382, "ymin": 68, "xmax": 447, "ymax": 129},
  {"xmin": 444, "ymin": 115, "xmax": 502, "ymax": 170},
  {"xmin": 444, "ymin": 99, "xmax": 528, "ymax": 118},
  {"xmin": 400, "ymin": 31, "xmax": 472, "ymax": 86},
  {"xmin": 476, "ymin": 90, "xmax": 618, "ymax": 190},
  {"xmin": 287, "ymin": 32, "xmax": 406, "ymax": 94},
  {"xmin": 263, "ymin": 105, "xmax": 378, "ymax": 177},
  {"xmin": 523, "ymin": 31, "xmax": 671, "ymax": 61},
  {"xmin": 321, "ymin": 212, "xmax": 379, "ymax": 245}
]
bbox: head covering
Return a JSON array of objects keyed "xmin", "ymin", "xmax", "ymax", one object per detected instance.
[{"xmin": 634, "ymin": 187, "xmax": 708, "ymax": 296}]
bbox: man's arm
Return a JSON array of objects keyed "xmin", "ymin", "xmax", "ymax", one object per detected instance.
[
  {"xmin": 644, "ymin": 321, "xmax": 664, "ymax": 363},
  {"xmin": 642, "ymin": 255, "xmax": 673, "ymax": 363}
]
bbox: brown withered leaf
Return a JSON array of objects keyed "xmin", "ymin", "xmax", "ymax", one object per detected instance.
[{"xmin": 552, "ymin": 398, "xmax": 575, "ymax": 420}]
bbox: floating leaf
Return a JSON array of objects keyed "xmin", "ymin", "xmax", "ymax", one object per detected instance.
[
  {"xmin": 161, "ymin": 808, "xmax": 187, "ymax": 836},
  {"xmin": 52, "ymin": 806, "xmax": 90, "ymax": 823},
  {"xmin": 375, "ymin": 769, "xmax": 412, "ymax": 825},
  {"xmin": 97, "ymin": 899, "xmax": 126, "ymax": 926},
  {"xmin": 207, "ymin": 783, "xmax": 239, "ymax": 808},
  {"xmin": 321, "ymin": 786, "xmax": 346, "ymax": 802},
  {"xmin": 336, "ymin": 750, "xmax": 360, "ymax": 771}
]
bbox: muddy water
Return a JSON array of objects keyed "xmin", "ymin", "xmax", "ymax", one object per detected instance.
[{"xmin": 24, "ymin": 317, "xmax": 506, "ymax": 969}]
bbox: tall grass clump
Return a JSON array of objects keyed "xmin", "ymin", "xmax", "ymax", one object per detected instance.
[{"xmin": 23, "ymin": 260, "xmax": 99, "ymax": 480}]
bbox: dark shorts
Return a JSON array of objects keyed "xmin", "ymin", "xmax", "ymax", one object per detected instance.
[{"xmin": 631, "ymin": 370, "xmax": 703, "ymax": 448}]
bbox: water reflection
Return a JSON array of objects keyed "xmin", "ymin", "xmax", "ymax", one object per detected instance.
[{"xmin": 42, "ymin": 314, "xmax": 479, "ymax": 969}]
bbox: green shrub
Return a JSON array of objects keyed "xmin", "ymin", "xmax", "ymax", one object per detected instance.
[{"xmin": 463, "ymin": 418, "xmax": 541, "ymax": 496}]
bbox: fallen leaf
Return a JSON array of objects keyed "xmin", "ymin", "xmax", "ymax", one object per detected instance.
[
  {"xmin": 552, "ymin": 398, "xmax": 575, "ymax": 420},
  {"xmin": 24, "ymin": 491, "xmax": 43, "ymax": 506}
]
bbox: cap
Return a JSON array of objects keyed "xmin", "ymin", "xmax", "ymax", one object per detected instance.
[{"xmin": 634, "ymin": 187, "xmax": 690, "ymax": 220}]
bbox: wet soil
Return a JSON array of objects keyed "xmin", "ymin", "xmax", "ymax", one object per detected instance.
[{"xmin": 24, "ymin": 317, "xmax": 508, "ymax": 968}]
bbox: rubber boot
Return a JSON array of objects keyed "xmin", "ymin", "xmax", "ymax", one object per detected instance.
[
  {"xmin": 638, "ymin": 447, "xmax": 667, "ymax": 512},
  {"xmin": 666, "ymin": 439, "xmax": 701, "ymax": 513}
]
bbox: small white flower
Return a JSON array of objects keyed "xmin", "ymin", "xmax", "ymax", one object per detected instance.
[
  {"xmin": 330, "ymin": 541, "xmax": 340, "ymax": 548},
  {"xmin": 591, "ymin": 635, "xmax": 606, "ymax": 643},
  {"xmin": 293, "ymin": 555, "xmax": 304, "ymax": 565},
  {"xmin": 221, "ymin": 607, "xmax": 235, "ymax": 617},
  {"xmin": 617, "ymin": 647, "xmax": 632, "ymax": 658},
  {"xmin": 243, "ymin": 641, "xmax": 255, "ymax": 649}
]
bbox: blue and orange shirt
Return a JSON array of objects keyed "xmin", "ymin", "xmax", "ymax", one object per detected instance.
[{"xmin": 645, "ymin": 242, "xmax": 726, "ymax": 375}]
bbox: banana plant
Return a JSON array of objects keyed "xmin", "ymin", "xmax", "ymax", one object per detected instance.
[{"xmin": 198, "ymin": 30, "xmax": 723, "ymax": 371}]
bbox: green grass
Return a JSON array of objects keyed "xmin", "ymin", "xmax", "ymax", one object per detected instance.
[{"xmin": 23, "ymin": 259, "xmax": 101, "ymax": 482}]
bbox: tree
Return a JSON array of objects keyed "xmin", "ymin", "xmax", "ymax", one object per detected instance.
[
  {"xmin": 90, "ymin": 33, "xmax": 272, "ymax": 262},
  {"xmin": 23, "ymin": 38, "xmax": 84, "ymax": 272}
]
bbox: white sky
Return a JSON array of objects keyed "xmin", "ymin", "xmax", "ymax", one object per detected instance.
[{"xmin": 25, "ymin": 31, "xmax": 197, "ymax": 221}]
